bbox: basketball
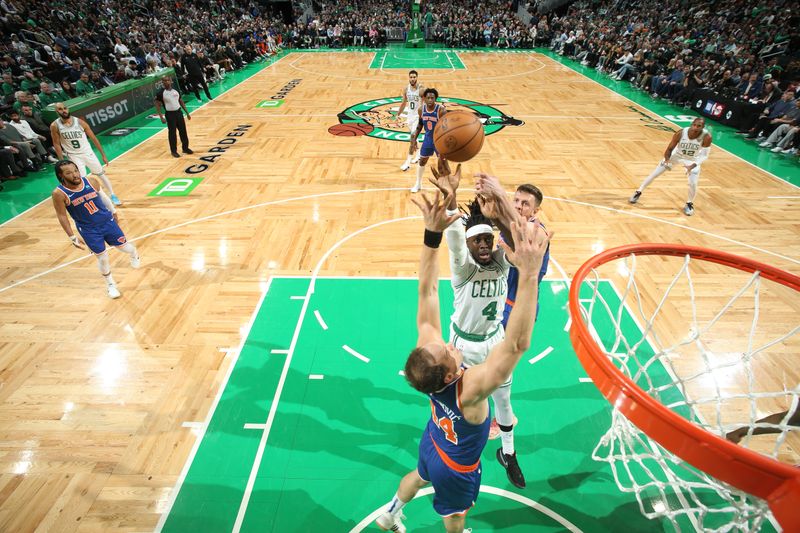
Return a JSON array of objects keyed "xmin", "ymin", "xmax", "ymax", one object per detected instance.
[
  {"xmin": 328, "ymin": 123, "xmax": 374, "ymax": 136},
  {"xmin": 433, "ymin": 111, "xmax": 485, "ymax": 162}
]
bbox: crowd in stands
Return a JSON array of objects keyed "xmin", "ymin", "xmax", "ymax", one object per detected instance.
[
  {"xmin": 0, "ymin": 0, "xmax": 797, "ymax": 188},
  {"xmin": 544, "ymin": 0, "xmax": 800, "ymax": 156}
]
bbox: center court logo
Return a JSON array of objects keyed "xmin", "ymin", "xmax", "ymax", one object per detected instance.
[{"xmin": 330, "ymin": 97, "xmax": 524, "ymax": 141}]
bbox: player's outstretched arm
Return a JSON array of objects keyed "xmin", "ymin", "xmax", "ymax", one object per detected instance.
[
  {"xmin": 463, "ymin": 219, "xmax": 551, "ymax": 399},
  {"xmin": 475, "ymin": 173, "xmax": 518, "ymax": 251},
  {"xmin": 429, "ymin": 162, "xmax": 460, "ymax": 210},
  {"xmin": 80, "ymin": 118, "xmax": 108, "ymax": 164},
  {"xmin": 411, "ymin": 191, "xmax": 461, "ymax": 346}
]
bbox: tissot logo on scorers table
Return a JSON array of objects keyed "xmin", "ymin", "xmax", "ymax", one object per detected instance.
[{"xmin": 334, "ymin": 96, "xmax": 524, "ymax": 142}]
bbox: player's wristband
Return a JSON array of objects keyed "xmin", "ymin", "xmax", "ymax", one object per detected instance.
[{"xmin": 424, "ymin": 229, "xmax": 443, "ymax": 248}]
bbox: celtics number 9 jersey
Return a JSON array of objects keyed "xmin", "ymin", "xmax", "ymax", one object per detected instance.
[{"xmin": 56, "ymin": 117, "xmax": 93, "ymax": 155}]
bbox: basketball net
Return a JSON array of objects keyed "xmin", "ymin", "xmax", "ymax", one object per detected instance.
[{"xmin": 572, "ymin": 247, "xmax": 799, "ymax": 532}]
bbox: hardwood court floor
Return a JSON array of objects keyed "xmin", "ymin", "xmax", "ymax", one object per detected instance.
[{"xmin": 0, "ymin": 50, "xmax": 797, "ymax": 532}]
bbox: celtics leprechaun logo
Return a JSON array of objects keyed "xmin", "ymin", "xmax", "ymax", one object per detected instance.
[{"xmin": 329, "ymin": 97, "xmax": 524, "ymax": 140}]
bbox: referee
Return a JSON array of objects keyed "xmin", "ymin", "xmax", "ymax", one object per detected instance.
[{"xmin": 154, "ymin": 77, "xmax": 193, "ymax": 158}]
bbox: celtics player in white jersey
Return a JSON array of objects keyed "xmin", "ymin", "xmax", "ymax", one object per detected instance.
[
  {"xmin": 429, "ymin": 162, "xmax": 529, "ymax": 489},
  {"xmin": 629, "ymin": 117, "xmax": 712, "ymax": 216},
  {"xmin": 397, "ymin": 69, "xmax": 423, "ymax": 172},
  {"xmin": 50, "ymin": 102, "xmax": 121, "ymax": 205}
]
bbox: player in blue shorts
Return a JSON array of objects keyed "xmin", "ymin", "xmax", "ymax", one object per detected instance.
[
  {"xmin": 376, "ymin": 181, "xmax": 551, "ymax": 533},
  {"xmin": 51, "ymin": 160, "xmax": 140, "ymax": 299},
  {"xmin": 409, "ymin": 88, "xmax": 447, "ymax": 193},
  {"xmin": 501, "ymin": 184, "xmax": 551, "ymax": 329}
]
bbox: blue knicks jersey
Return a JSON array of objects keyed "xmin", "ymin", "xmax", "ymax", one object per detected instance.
[
  {"xmin": 501, "ymin": 228, "xmax": 550, "ymax": 327},
  {"xmin": 426, "ymin": 371, "xmax": 490, "ymax": 467},
  {"xmin": 58, "ymin": 177, "xmax": 113, "ymax": 228},
  {"xmin": 421, "ymin": 104, "xmax": 441, "ymax": 143}
]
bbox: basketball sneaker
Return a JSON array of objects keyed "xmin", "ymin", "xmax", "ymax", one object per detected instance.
[
  {"xmin": 410, "ymin": 181, "xmax": 421, "ymax": 193},
  {"xmin": 375, "ymin": 511, "xmax": 406, "ymax": 532},
  {"xmin": 496, "ymin": 448, "xmax": 526, "ymax": 489},
  {"xmin": 629, "ymin": 190, "xmax": 642, "ymax": 204},
  {"xmin": 683, "ymin": 202, "xmax": 694, "ymax": 216},
  {"xmin": 400, "ymin": 161, "xmax": 410, "ymax": 171},
  {"xmin": 107, "ymin": 283, "xmax": 121, "ymax": 299},
  {"xmin": 488, "ymin": 415, "xmax": 518, "ymax": 440},
  {"xmin": 130, "ymin": 253, "xmax": 141, "ymax": 269},
  {"xmin": 411, "ymin": 154, "xmax": 420, "ymax": 164},
  {"xmin": 110, "ymin": 194, "xmax": 122, "ymax": 206}
]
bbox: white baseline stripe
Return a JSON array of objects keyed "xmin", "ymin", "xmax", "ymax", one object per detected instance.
[
  {"xmin": 4, "ymin": 185, "xmax": 797, "ymax": 296},
  {"xmin": 308, "ymin": 374, "xmax": 324, "ymax": 380},
  {"xmin": 579, "ymin": 377, "xmax": 593, "ymax": 383},
  {"xmin": 270, "ymin": 349, "xmax": 289, "ymax": 354},
  {"xmin": 154, "ymin": 278, "xmax": 273, "ymax": 533},
  {"xmin": 343, "ymin": 344, "xmax": 370, "ymax": 363}
]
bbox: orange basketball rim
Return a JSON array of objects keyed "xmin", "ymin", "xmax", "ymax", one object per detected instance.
[{"xmin": 568, "ymin": 243, "xmax": 800, "ymax": 531}]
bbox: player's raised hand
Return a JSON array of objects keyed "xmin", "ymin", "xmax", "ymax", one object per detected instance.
[
  {"xmin": 411, "ymin": 191, "xmax": 461, "ymax": 232},
  {"xmin": 429, "ymin": 162, "xmax": 462, "ymax": 199},
  {"xmin": 498, "ymin": 218, "xmax": 552, "ymax": 276},
  {"xmin": 476, "ymin": 194, "xmax": 500, "ymax": 220},
  {"xmin": 474, "ymin": 173, "xmax": 506, "ymax": 200}
]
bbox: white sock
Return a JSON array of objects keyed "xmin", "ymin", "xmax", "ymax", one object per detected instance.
[
  {"xmin": 386, "ymin": 493, "xmax": 407, "ymax": 517},
  {"xmin": 404, "ymin": 153, "xmax": 412, "ymax": 165},
  {"xmin": 104, "ymin": 273, "xmax": 116, "ymax": 286},
  {"xmin": 97, "ymin": 172, "xmax": 115, "ymax": 196},
  {"xmin": 500, "ymin": 428, "xmax": 515, "ymax": 455},
  {"xmin": 415, "ymin": 164, "xmax": 424, "ymax": 187},
  {"xmin": 639, "ymin": 162, "xmax": 668, "ymax": 191}
]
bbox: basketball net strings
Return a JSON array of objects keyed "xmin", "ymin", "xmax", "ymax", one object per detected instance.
[{"xmin": 579, "ymin": 253, "xmax": 799, "ymax": 532}]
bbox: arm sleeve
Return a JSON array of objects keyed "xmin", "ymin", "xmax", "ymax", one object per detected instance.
[
  {"xmin": 98, "ymin": 190, "xmax": 116, "ymax": 214},
  {"xmin": 444, "ymin": 212, "xmax": 472, "ymax": 283}
]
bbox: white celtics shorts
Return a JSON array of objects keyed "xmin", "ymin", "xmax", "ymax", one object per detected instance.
[
  {"xmin": 407, "ymin": 114, "xmax": 419, "ymax": 135},
  {"xmin": 67, "ymin": 151, "xmax": 104, "ymax": 176},
  {"xmin": 449, "ymin": 325, "xmax": 511, "ymax": 386}
]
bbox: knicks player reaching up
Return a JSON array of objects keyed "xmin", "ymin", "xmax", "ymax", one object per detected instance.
[
  {"xmin": 50, "ymin": 102, "xmax": 121, "ymax": 206},
  {"xmin": 428, "ymin": 165, "xmax": 529, "ymax": 489},
  {"xmin": 409, "ymin": 88, "xmax": 447, "ymax": 193},
  {"xmin": 51, "ymin": 160, "xmax": 140, "ymax": 299},
  {"xmin": 397, "ymin": 69, "xmax": 423, "ymax": 171},
  {"xmin": 375, "ymin": 189, "xmax": 550, "ymax": 533},
  {"xmin": 629, "ymin": 117, "xmax": 712, "ymax": 216}
]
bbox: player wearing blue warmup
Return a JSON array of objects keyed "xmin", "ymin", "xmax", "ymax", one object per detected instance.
[
  {"xmin": 51, "ymin": 160, "xmax": 140, "ymax": 299},
  {"xmin": 501, "ymin": 184, "xmax": 550, "ymax": 328},
  {"xmin": 409, "ymin": 88, "xmax": 447, "ymax": 193},
  {"xmin": 376, "ymin": 182, "xmax": 550, "ymax": 533}
]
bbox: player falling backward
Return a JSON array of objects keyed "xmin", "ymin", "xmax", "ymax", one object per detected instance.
[
  {"xmin": 629, "ymin": 117, "xmax": 712, "ymax": 216},
  {"xmin": 376, "ymin": 188, "xmax": 550, "ymax": 533},
  {"xmin": 397, "ymin": 69, "xmax": 423, "ymax": 172},
  {"xmin": 50, "ymin": 102, "xmax": 122, "ymax": 206},
  {"xmin": 427, "ymin": 164, "xmax": 529, "ymax": 489},
  {"xmin": 52, "ymin": 160, "xmax": 140, "ymax": 299}
]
